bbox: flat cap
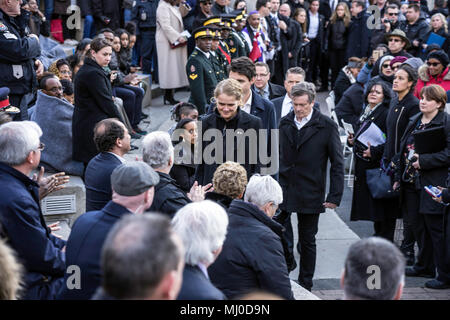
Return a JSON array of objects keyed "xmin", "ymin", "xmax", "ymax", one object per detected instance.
[{"xmin": 111, "ymin": 162, "xmax": 160, "ymax": 196}]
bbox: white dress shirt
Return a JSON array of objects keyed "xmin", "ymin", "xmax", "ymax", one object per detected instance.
[
  {"xmin": 196, "ymin": 46, "xmax": 210, "ymax": 59},
  {"xmin": 294, "ymin": 108, "xmax": 314, "ymax": 130},
  {"xmin": 308, "ymin": 11, "xmax": 319, "ymax": 39},
  {"xmin": 242, "ymin": 91, "xmax": 253, "ymax": 114},
  {"xmin": 281, "ymin": 94, "xmax": 293, "ymax": 118},
  {"xmin": 107, "ymin": 152, "xmax": 126, "ymax": 163}
]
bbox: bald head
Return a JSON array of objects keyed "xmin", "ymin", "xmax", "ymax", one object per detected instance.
[
  {"xmin": 0, "ymin": 0, "xmax": 21, "ymax": 17},
  {"xmin": 279, "ymin": 3, "xmax": 291, "ymax": 17}
]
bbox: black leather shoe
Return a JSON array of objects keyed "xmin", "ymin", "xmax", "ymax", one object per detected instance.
[
  {"xmin": 130, "ymin": 131, "xmax": 142, "ymax": 139},
  {"xmin": 133, "ymin": 127, "xmax": 148, "ymax": 135},
  {"xmin": 424, "ymin": 279, "xmax": 450, "ymax": 289},
  {"xmin": 405, "ymin": 267, "xmax": 435, "ymax": 278},
  {"xmin": 130, "ymin": 145, "xmax": 138, "ymax": 151}
]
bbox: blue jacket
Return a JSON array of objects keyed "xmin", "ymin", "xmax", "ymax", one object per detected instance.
[
  {"xmin": 0, "ymin": 162, "xmax": 66, "ymax": 300},
  {"xmin": 85, "ymin": 152, "xmax": 123, "ymax": 212},
  {"xmin": 177, "ymin": 264, "xmax": 226, "ymax": 300},
  {"xmin": 58, "ymin": 201, "xmax": 132, "ymax": 300}
]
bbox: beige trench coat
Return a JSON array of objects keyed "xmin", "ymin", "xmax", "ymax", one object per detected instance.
[{"xmin": 156, "ymin": 1, "xmax": 189, "ymax": 89}]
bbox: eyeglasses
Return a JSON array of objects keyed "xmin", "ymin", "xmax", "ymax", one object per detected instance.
[
  {"xmin": 255, "ymin": 73, "xmax": 269, "ymax": 78},
  {"xmin": 382, "ymin": 64, "xmax": 391, "ymax": 69},
  {"xmin": 427, "ymin": 62, "xmax": 441, "ymax": 67},
  {"xmin": 388, "ymin": 12, "xmax": 399, "ymax": 16},
  {"xmin": 48, "ymin": 86, "xmax": 63, "ymax": 93},
  {"xmin": 388, "ymin": 38, "xmax": 401, "ymax": 43},
  {"xmin": 37, "ymin": 142, "xmax": 45, "ymax": 151},
  {"xmin": 60, "ymin": 70, "xmax": 72, "ymax": 75}
]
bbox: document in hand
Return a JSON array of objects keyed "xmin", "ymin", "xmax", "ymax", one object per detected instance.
[
  {"xmin": 171, "ymin": 30, "xmax": 191, "ymax": 48},
  {"xmin": 356, "ymin": 122, "xmax": 386, "ymax": 147}
]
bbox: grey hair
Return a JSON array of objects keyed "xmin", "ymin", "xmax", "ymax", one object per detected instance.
[
  {"xmin": 244, "ymin": 174, "xmax": 283, "ymax": 207},
  {"xmin": 142, "ymin": 131, "xmax": 174, "ymax": 169},
  {"xmin": 343, "ymin": 237, "xmax": 406, "ymax": 300},
  {"xmin": 291, "ymin": 82, "xmax": 316, "ymax": 103},
  {"xmin": 172, "ymin": 201, "xmax": 229, "ymax": 266},
  {"xmin": 286, "ymin": 66, "xmax": 306, "ymax": 79},
  {"xmin": 0, "ymin": 121, "xmax": 42, "ymax": 166}
]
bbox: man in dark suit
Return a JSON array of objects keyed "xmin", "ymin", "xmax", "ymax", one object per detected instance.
[
  {"xmin": 271, "ymin": 67, "xmax": 319, "ymax": 125},
  {"xmin": 174, "ymin": 201, "xmax": 228, "ymax": 300},
  {"xmin": 305, "ymin": 0, "xmax": 327, "ymax": 90},
  {"xmin": 252, "ymin": 62, "xmax": 286, "ymax": 100},
  {"xmin": 84, "ymin": 119, "xmax": 131, "ymax": 212},
  {"xmin": 59, "ymin": 162, "xmax": 160, "ymax": 300},
  {"xmin": 279, "ymin": 4, "xmax": 303, "ymax": 70},
  {"xmin": 277, "ymin": 82, "xmax": 344, "ymax": 291}
]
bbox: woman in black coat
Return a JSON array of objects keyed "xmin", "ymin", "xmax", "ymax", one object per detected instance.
[
  {"xmin": 335, "ymin": 81, "xmax": 365, "ymax": 130},
  {"xmin": 347, "ymin": 81, "xmax": 398, "ymax": 241},
  {"xmin": 170, "ymin": 118, "xmax": 197, "ymax": 192},
  {"xmin": 328, "ymin": 2, "xmax": 351, "ymax": 87},
  {"xmin": 194, "ymin": 79, "xmax": 263, "ymax": 186},
  {"xmin": 73, "ymin": 37, "xmax": 121, "ymax": 165},
  {"xmin": 393, "ymin": 85, "xmax": 450, "ymax": 288},
  {"xmin": 383, "ymin": 64, "xmax": 420, "ymax": 264}
]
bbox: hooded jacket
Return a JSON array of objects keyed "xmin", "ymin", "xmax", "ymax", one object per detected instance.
[{"xmin": 414, "ymin": 64, "xmax": 450, "ymax": 98}]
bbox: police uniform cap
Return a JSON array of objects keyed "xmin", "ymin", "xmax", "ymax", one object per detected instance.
[
  {"xmin": 0, "ymin": 87, "xmax": 20, "ymax": 114},
  {"xmin": 193, "ymin": 26, "xmax": 215, "ymax": 39},
  {"xmin": 202, "ymin": 15, "xmax": 223, "ymax": 27}
]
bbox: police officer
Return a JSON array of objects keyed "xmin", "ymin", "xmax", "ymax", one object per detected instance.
[
  {"xmin": 0, "ymin": 0, "xmax": 43, "ymax": 120},
  {"xmin": 186, "ymin": 26, "xmax": 218, "ymax": 115},
  {"xmin": 131, "ymin": 0, "xmax": 159, "ymax": 81}
]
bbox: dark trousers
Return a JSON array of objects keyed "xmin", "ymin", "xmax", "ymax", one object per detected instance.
[
  {"xmin": 329, "ymin": 48, "xmax": 346, "ymax": 87},
  {"xmin": 113, "ymin": 85, "xmax": 144, "ymax": 128},
  {"xmin": 140, "ymin": 30, "xmax": 158, "ymax": 81},
  {"xmin": 319, "ymin": 51, "xmax": 329, "ymax": 89},
  {"xmin": 271, "ymin": 51, "xmax": 284, "ymax": 86},
  {"xmin": 445, "ymin": 209, "xmax": 450, "ymax": 279},
  {"xmin": 422, "ymin": 213, "xmax": 449, "ymax": 282},
  {"xmin": 373, "ymin": 218, "xmax": 397, "ymax": 242},
  {"xmin": 403, "ymin": 187, "xmax": 435, "ymax": 274},
  {"xmin": 306, "ymin": 38, "xmax": 320, "ymax": 83},
  {"xmin": 276, "ymin": 210, "xmax": 320, "ymax": 291}
]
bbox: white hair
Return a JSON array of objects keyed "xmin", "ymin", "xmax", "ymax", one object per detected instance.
[
  {"xmin": 244, "ymin": 174, "xmax": 283, "ymax": 207},
  {"xmin": 0, "ymin": 121, "xmax": 42, "ymax": 166},
  {"xmin": 142, "ymin": 131, "xmax": 174, "ymax": 169},
  {"xmin": 172, "ymin": 201, "xmax": 229, "ymax": 266}
]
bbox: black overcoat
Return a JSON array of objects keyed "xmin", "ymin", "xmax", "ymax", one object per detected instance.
[
  {"xmin": 279, "ymin": 109, "xmax": 344, "ymax": 213},
  {"xmin": 72, "ymin": 57, "xmax": 121, "ymax": 163}
]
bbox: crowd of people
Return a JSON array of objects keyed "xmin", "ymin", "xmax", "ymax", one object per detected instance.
[{"xmin": 0, "ymin": 0, "xmax": 449, "ymax": 301}]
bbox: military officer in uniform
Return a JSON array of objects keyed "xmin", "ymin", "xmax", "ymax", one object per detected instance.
[
  {"xmin": 233, "ymin": 10, "xmax": 250, "ymax": 57},
  {"xmin": 202, "ymin": 15, "xmax": 231, "ymax": 65},
  {"xmin": 221, "ymin": 14, "xmax": 247, "ymax": 59},
  {"xmin": 210, "ymin": 28, "xmax": 228, "ymax": 82},
  {"xmin": 186, "ymin": 26, "xmax": 218, "ymax": 115}
]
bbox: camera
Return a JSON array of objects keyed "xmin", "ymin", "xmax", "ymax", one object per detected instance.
[
  {"xmin": 383, "ymin": 19, "xmax": 394, "ymax": 24},
  {"xmin": 407, "ymin": 149, "xmax": 417, "ymax": 162}
]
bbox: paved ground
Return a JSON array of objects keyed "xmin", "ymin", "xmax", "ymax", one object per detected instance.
[{"xmin": 133, "ymin": 87, "xmax": 450, "ymax": 300}]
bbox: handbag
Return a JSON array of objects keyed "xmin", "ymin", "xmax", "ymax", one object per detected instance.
[{"xmin": 366, "ymin": 161, "xmax": 399, "ymax": 199}]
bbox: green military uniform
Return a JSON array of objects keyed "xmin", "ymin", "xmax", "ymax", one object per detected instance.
[
  {"xmin": 210, "ymin": 50, "xmax": 228, "ymax": 81},
  {"xmin": 234, "ymin": 31, "xmax": 250, "ymax": 57},
  {"xmin": 186, "ymin": 47, "xmax": 218, "ymax": 115}
]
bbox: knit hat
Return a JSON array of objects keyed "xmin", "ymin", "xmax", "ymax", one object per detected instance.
[
  {"xmin": 390, "ymin": 56, "xmax": 408, "ymax": 67},
  {"xmin": 427, "ymin": 50, "xmax": 450, "ymax": 67},
  {"xmin": 402, "ymin": 57, "xmax": 424, "ymax": 71},
  {"xmin": 379, "ymin": 55, "xmax": 394, "ymax": 73}
]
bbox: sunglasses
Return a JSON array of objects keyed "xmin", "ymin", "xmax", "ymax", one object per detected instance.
[
  {"xmin": 382, "ymin": 64, "xmax": 391, "ymax": 69},
  {"xmin": 389, "ymin": 38, "xmax": 401, "ymax": 43},
  {"xmin": 427, "ymin": 62, "xmax": 441, "ymax": 67},
  {"xmin": 388, "ymin": 12, "xmax": 399, "ymax": 16}
]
